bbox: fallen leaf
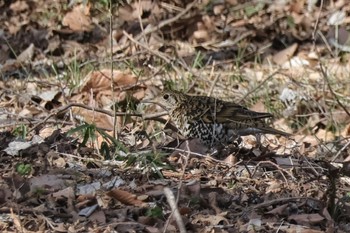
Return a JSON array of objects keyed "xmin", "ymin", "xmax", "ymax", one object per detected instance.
[
  {"xmin": 192, "ymin": 213, "xmax": 229, "ymax": 225},
  {"xmin": 288, "ymin": 213, "xmax": 324, "ymax": 224},
  {"xmin": 107, "ymin": 189, "xmax": 146, "ymax": 207},
  {"xmin": 266, "ymin": 203, "xmax": 288, "ymax": 215},
  {"xmin": 273, "ymin": 43, "xmax": 298, "ymax": 65},
  {"xmin": 10, "ymin": 1, "xmax": 29, "ymax": 12},
  {"xmin": 62, "ymin": 3, "xmax": 92, "ymax": 31},
  {"xmin": 16, "ymin": 43, "xmax": 35, "ymax": 63},
  {"xmin": 29, "ymin": 174, "xmax": 67, "ymax": 194},
  {"xmin": 80, "ymin": 69, "xmax": 138, "ymax": 93},
  {"xmin": 72, "ymin": 107, "xmax": 114, "ymax": 131}
]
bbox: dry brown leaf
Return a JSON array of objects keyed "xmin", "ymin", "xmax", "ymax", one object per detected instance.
[
  {"xmin": 46, "ymin": 151, "xmax": 65, "ymax": 168},
  {"xmin": 170, "ymin": 138, "xmax": 207, "ymax": 158},
  {"xmin": 290, "ymin": 0, "xmax": 305, "ymax": 13},
  {"xmin": 62, "ymin": 3, "xmax": 92, "ymax": 31},
  {"xmin": 226, "ymin": 0, "xmax": 238, "ymax": 5},
  {"xmin": 89, "ymin": 210, "xmax": 106, "ymax": 224},
  {"xmin": 273, "ymin": 118, "xmax": 293, "ymax": 135},
  {"xmin": 266, "ymin": 203, "xmax": 288, "ymax": 215},
  {"xmin": 6, "ymin": 15, "xmax": 30, "ymax": 34},
  {"xmin": 10, "ymin": 0, "xmax": 29, "ymax": 12},
  {"xmin": 250, "ymin": 101, "xmax": 267, "ymax": 113},
  {"xmin": 223, "ymin": 154, "xmax": 237, "ymax": 165},
  {"xmin": 192, "ymin": 213, "xmax": 229, "ymax": 225},
  {"xmin": 0, "ymin": 44, "xmax": 10, "ymax": 64},
  {"xmin": 272, "ymin": 43, "xmax": 298, "ymax": 65},
  {"xmin": 80, "ymin": 69, "xmax": 137, "ymax": 93},
  {"xmin": 296, "ymin": 135, "xmax": 318, "ymax": 156},
  {"xmin": 0, "ymin": 186, "xmax": 12, "ymax": 205},
  {"xmin": 29, "ymin": 174, "xmax": 67, "ymax": 194},
  {"xmin": 315, "ymin": 129, "xmax": 335, "ymax": 142},
  {"xmin": 0, "ymin": 60, "xmax": 21, "ymax": 76},
  {"xmin": 45, "ymin": 35, "xmax": 61, "ymax": 54},
  {"xmin": 137, "ymin": 216, "xmax": 157, "ymax": 226},
  {"xmin": 193, "ymin": 30, "xmax": 209, "ymax": 41},
  {"xmin": 213, "ymin": 5, "xmax": 225, "ymax": 15},
  {"xmin": 288, "ymin": 213, "xmax": 324, "ymax": 224},
  {"xmin": 184, "ymin": 180, "xmax": 201, "ymax": 197},
  {"xmin": 61, "ymin": 40, "xmax": 85, "ymax": 58},
  {"xmin": 208, "ymin": 192, "xmax": 221, "ymax": 214},
  {"xmin": 19, "ymin": 105, "xmax": 42, "ymax": 117},
  {"xmin": 11, "ymin": 210, "xmax": 28, "ymax": 233},
  {"xmin": 202, "ymin": 15, "xmax": 215, "ymax": 31},
  {"xmin": 76, "ymin": 194, "xmax": 95, "ymax": 208},
  {"xmin": 179, "ymin": 207, "xmax": 192, "ymax": 215},
  {"xmin": 342, "ymin": 123, "xmax": 350, "ymax": 137},
  {"xmin": 72, "ymin": 107, "xmax": 114, "ymax": 131},
  {"xmin": 76, "ymin": 194, "xmax": 96, "ymax": 202},
  {"xmin": 52, "ymin": 187, "xmax": 75, "ymax": 200},
  {"xmin": 107, "ymin": 189, "xmax": 146, "ymax": 207},
  {"xmin": 274, "ymin": 157, "xmax": 295, "ymax": 167},
  {"xmin": 297, "ymin": 50, "xmax": 318, "ymax": 67},
  {"xmin": 118, "ymin": 4, "xmax": 135, "ymax": 21},
  {"xmin": 39, "ymin": 127, "xmax": 58, "ymax": 139},
  {"xmin": 17, "ymin": 43, "xmax": 34, "ymax": 63},
  {"xmin": 133, "ymin": 88, "xmax": 146, "ymax": 100},
  {"xmin": 265, "ymin": 180, "xmax": 282, "ymax": 193},
  {"xmin": 118, "ymin": 1, "xmax": 161, "ymax": 22}
]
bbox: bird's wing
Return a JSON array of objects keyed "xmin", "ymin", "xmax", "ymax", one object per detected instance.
[{"xmin": 198, "ymin": 99, "xmax": 272, "ymax": 123}]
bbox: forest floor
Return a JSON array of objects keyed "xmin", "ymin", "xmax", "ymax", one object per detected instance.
[{"xmin": 1, "ymin": 0, "xmax": 350, "ymax": 232}]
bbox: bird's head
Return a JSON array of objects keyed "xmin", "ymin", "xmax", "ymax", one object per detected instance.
[
  {"xmin": 142, "ymin": 88, "xmax": 186, "ymax": 111},
  {"xmin": 156, "ymin": 89, "xmax": 185, "ymax": 111}
]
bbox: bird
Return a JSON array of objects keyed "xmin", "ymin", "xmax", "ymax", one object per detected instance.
[{"xmin": 152, "ymin": 88, "xmax": 290, "ymax": 147}]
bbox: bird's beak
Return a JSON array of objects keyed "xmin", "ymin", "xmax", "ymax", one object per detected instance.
[
  {"xmin": 141, "ymin": 98, "xmax": 156, "ymax": 104},
  {"xmin": 141, "ymin": 97, "xmax": 168, "ymax": 111}
]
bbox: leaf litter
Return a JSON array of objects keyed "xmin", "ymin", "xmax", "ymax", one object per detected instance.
[{"xmin": 1, "ymin": 0, "xmax": 350, "ymax": 232}]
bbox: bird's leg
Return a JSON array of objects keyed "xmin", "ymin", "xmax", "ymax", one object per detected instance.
[
  {"xmin": 256, "ymin": 133, "xmax": 261, "ymax": 145},
  {"xmin": 208, "ymin": 146, "xmax": 220, "ymax": 157},
  {"xmin": 233, "ymin": 135, "xmax": 242, "ymax": 147},
  {"xmin": 229, "ymin": 133, "xmax": 242, "ymax": 147},
  {"xmin": 255, "ymin": 133, "xmax": 267, "ymax": 149},
  {"xmin": 213, "ymin": 134, "xmax": 242, "ymax": 158}
]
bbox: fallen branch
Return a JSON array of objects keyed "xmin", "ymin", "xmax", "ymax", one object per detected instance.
[
  {"xmin": 319, "ymin": 62, "xmax": 350, "ymax": 117},
  {"xmin": 28, "ymin": 102, "xmax": 171, "ymax": 133}
]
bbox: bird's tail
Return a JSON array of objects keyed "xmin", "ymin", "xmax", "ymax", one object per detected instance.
[{"xmin": 235, "ymin": 126, "xmax": 291, "ymax": 137}]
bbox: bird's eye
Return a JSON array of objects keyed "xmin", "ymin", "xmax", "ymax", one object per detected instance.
[{"xmin": 163, "ymin": 94, "xmax": 169, "ymax": 100}]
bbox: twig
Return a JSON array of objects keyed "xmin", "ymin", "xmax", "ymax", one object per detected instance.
[
  {"xmin": 311, "ymin": 0, "xmax": 323, "ymax": 47},
  {"xmin": 251, "ymin": 160, "xmax": 296, "ymax": 182},
  {"xmin": 300, "ymin": 154, "xmax": 323, "ymax": 176},
  {"xmin": 28, "ymin": 103, "xmax": 135, "ymax": 132},
  {"xmin": 163, "ymin": 187, "xmax": 186, "ymax": 233},
  {"xmin": 163, "ymin": 145, "xmax": 244, "ymax": 169},
  {"xmin": 123, "ymin": 31, "xmax": 182, "ymax": 75},
  {"xmin": 317, "ymin": 31, "xmax": 334, "ymax": 57},
  {"xmin": 319, "ymin": 62, "xmax": 350, "ymax": 117},
  {"xmin": 239, "ymin": 69, "xmax": 280, "ymax": 103},
  {"xmin": 0, "ymin": 120, "xmax": 73, "ymax": 129},
  {"xmin": 164, "ymin": 140, "xmax": 191, "ymax": 233},
  {"xmin": 60, "ymin": 152, "xmax": 104, "ymax": 163},
  {"xmin": 0, "ymin": 206, "xmax": 71, "ymax": 218},
  {"xmin": 332, "ymin": 139, "xmax": 350, "ymax": 162},
  {"xmin": 110, "ymin": 0, "xmax": 117, "ymax": 139},
  {"xmin": 233, "ymin": 197, "xmax": 320, "ymax": 217},
  {"xmin": 114, "ymin": 1, "xmax": 197, "ymax": 53},
  {"xmin": 121, "ymin": 1, "xmax": 204, "ymax": 80},
  {"xmin": 134, "ymin": 1, "xmax": 197, "ymax": 41},
  {"xmin": 28, "ymin": 102, "xmax": 169, "ymax": 132},
  {"xmin": 207, "ymin": 62, "xmax": 220, "ymax": 97}
]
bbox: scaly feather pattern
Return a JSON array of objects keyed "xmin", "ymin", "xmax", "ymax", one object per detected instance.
[{"xmin": 155, "ymin": 89, "xmax": 289, "ymax": 146}]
